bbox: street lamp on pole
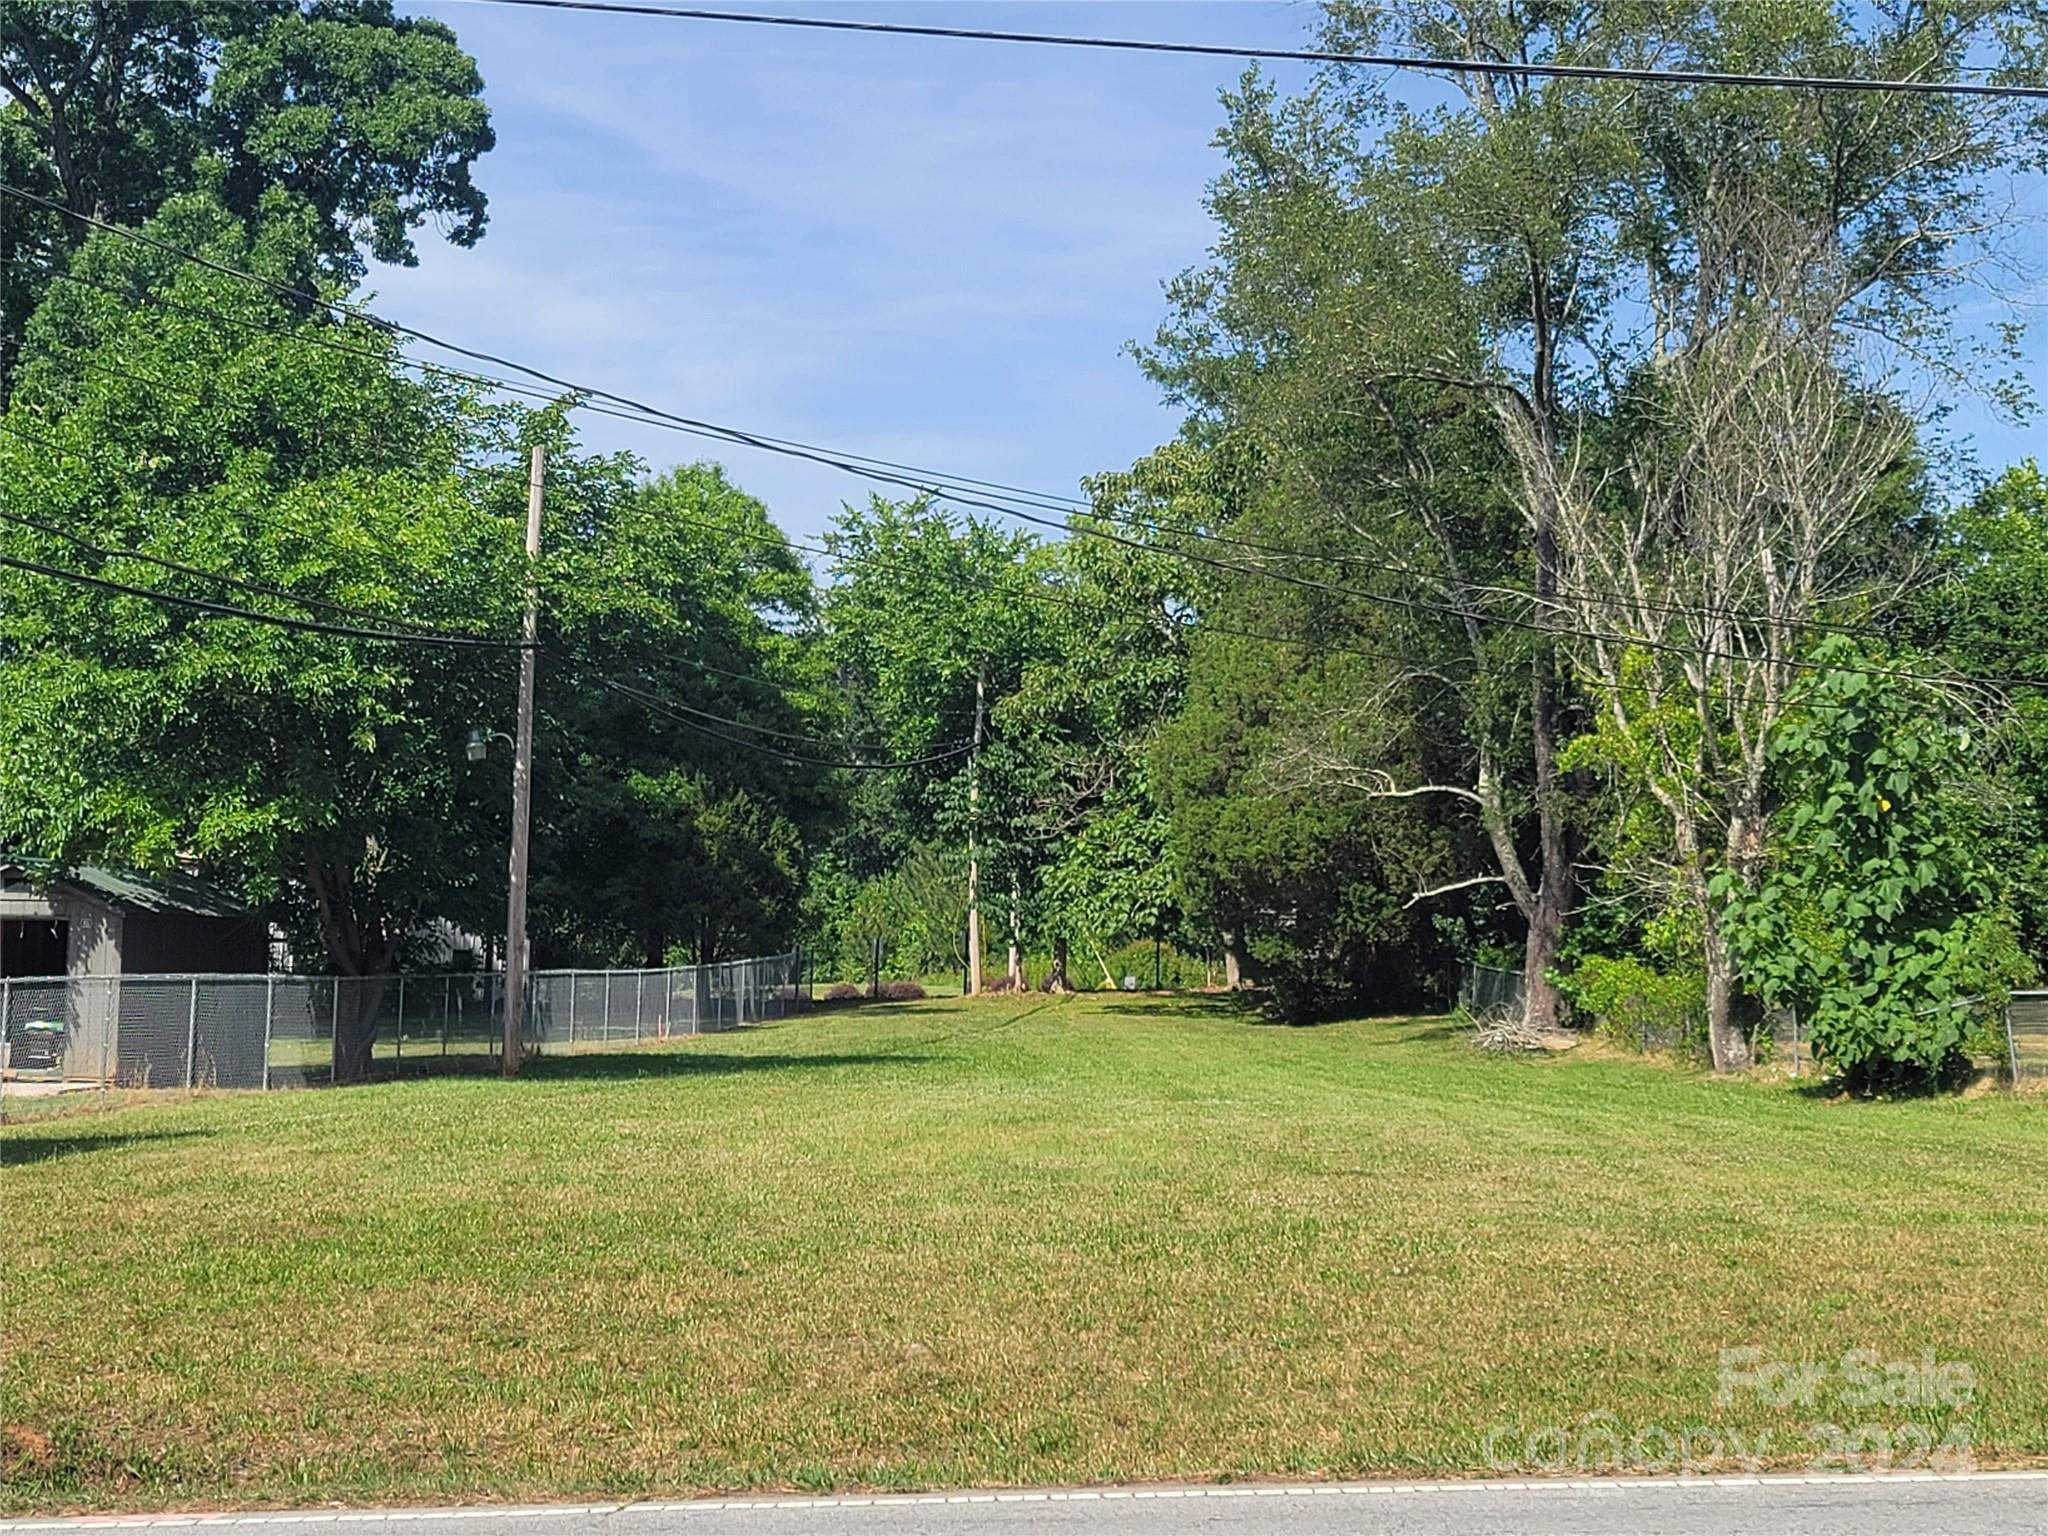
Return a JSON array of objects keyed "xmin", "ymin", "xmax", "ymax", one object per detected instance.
[
  {"xmin": 467, "ymin": 727, "xmax": 511, "ymax": 764},
  {"xmin": 468, "ymin": 444, "xmax": 548, "ymax": 1075}
]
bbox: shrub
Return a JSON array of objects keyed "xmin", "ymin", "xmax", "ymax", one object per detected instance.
[
  {"xmin": 875, "ymin": 980, "xmax": 926, "ymax": 1002},
  {"xmin": 823, "ymin": 982, "xmax": 863, "ymax": 1002},
  {"xmin": 1724, "ymin": 644, "xmax": 2032, "ymax": 1093},
  {"xmin": 1560, "ymin": 956, "xmax": 1705, "ymax": 1053}
]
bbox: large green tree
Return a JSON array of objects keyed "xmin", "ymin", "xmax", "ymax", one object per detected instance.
[
  {"xmin": 0, "ymin": 197, "xmax": 826, "ymax": 1077},
  {"xmin": 1006, "ymin": 466, "xmax": 1195, "ymax": 989},
  {"xmin": 1139, "ymin": 25, "xmax": 1613, "ymax": 1029},
  {"xmin": 1723, "ymin": 640, "xmax": 2028, "ymax": 1092},
  {"xmin": 1143, "ymin": 0, "xmax": 2045, "ymax": 1047},
  {"xmin": 822, "ymin": 496, "xmax": 1048, "ymax": 986},
  {"xmin": 0, "ymin": 0, "xmax": 492, "ymax": 391},
  {"xmin": 0, "ymin": 194, "xmax": 520, "ymax": 1077},
  {"xmin": 531, "ymin": 462, "xmax": 833, "ymax": 968}
]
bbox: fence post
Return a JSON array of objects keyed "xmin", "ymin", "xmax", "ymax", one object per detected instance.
[
  {"xmin": 568, "ymin": 971, "xmax": 579, "ymax": 1046},
  {"xmin": 636, "ymin": 970, "xmax": 645, "ymax": 1043},
  {"xmin": 184, "ymin": 976, "xmax": 199, "ymax": 1091},
  {"xmin": 100, "ymin": 977, "xmax": 111, "ymax": 1088},
  {"xmin": 2007, "ymin": 1000, "xmax": 2022, "ymax": 1085},
  {"xmin": 602, "ymin": 971, "xmax": 613, "ymax": 1042},
  {"xmin": 262, "ymin": 974, "xmax": 275, "ymax": 1091},
  {"xmin": 442, "ymin": 975, "xmax": 451, "ymax": 1059},
  {"xmin": 395, "ymin": 974, "xmax": 406, "ymax": 1075}
]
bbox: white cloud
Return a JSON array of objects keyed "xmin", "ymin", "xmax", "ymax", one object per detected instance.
[{"xmin": 376, "ymin": 1, "xmax": 1312, "ymax": 534}]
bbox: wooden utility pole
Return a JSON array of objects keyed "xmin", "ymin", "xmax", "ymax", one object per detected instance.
[
  {"xmin": 501, "ymin": 444, "xmax": 544, "ymax": 1075},
  {"xmin": 966, "ymin": 662, "xmax": 986, "ymax": 996}
]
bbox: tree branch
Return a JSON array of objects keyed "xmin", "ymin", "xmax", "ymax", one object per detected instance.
[{"xmin": 1402, "ymin": 873, "xmax": 1510, "ymax": 909}]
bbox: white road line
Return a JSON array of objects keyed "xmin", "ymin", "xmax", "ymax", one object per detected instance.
[{"xmin": 5, "ymin": 1470, "xmax": 2047, "ymax": 1530}]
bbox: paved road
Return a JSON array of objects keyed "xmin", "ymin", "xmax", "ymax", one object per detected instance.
[{"xmin": 5, "ymin": 1475, "xmax": 2046, "ymax": 1536}]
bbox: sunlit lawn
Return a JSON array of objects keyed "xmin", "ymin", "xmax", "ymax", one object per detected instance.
[{"xmin": 4, "ymin": 991, "xmax": 2046, "ymax": 1512}]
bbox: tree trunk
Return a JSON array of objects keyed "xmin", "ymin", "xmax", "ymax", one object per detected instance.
[
  {"xmin": 1702, "ymin": 951, "xmax": 1751, "ymax": 1072},
  {"xmin": 1520, "ymin": 886, "xmax": 1568, "ymax": 1033},
  {"xmin": 1045, "ymin": 936, "xmax": 1071, "ymax": 993},
  {"xmin": 1222, "ymin": 928, "xmax": 1248, "ymax": 989},
  {"xmin": 1699, "ymin": 898, "xmax": 1752, "ymax": 1072},
  {"xmin": 330, "ymin": 973, "xmax": 392, "ymax": 1086},
  {"xmin": 302, "ymin": 855, "xmax": 399, "ymax": 1086},
  {"xmin": 1523, "ymin": 497, "xmax": 1575, "ymax": 1033},
  {"xmin": 1677, "ymin": 839, "xmax": 1752, "ymax": 1072}
]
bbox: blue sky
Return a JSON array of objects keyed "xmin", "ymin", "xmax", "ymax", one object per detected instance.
[{"xmin": 387, "ymin": 1, "xmax": 2041, "ymax": 546}]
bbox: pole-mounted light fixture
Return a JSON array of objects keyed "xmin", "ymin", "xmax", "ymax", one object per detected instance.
[{"xmin": 467, "ymin": 727, "xmax": 511, "ymax": 763}]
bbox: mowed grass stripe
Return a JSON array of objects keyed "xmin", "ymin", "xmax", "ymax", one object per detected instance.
[{"xmin": 2, "ymin": 993, "xmax": 2044, "ymax": 1512}]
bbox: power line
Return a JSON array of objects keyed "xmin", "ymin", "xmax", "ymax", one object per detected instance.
[
  {"xmin": 9, "ymin": 210, "xmax": 2017, "ymax": 692},
  {"xmin": 0, "ymin": 506, "xmax": 955, "ymax": 766},
  {"xmin": 586, "ymin": 672, "xmax": 975, "ymax": 771},
  {"xmin": 5, "ymin": 194, "xmax": 1892, "ymax": 646},
  {"xmin": 24, "ymin": 255, "xmax": 1998, "ymax": 690},
  {"xmin": 660, "ymin": 504, "xmax": 1463, "ymax": 675},
  {"xmin": 2, "ymin": 354, "xmax": 974, "ymax": 730},
  {"xmin": 10, "ymin": 299, "xmax": 1902, "ymax": 652},
  {"xmin": 0, "ymin": 422, "xmax": 525, "ymax": 644},
  {"xmin": 3, "ymin": 348, "xmax": 910, "ymax": 723},
  {"xmin": 3, "ymin": 184, "xmax": 1093, "ymax": 514},
  {"xmin": 474, "ymin": 0, "xmax": 2048, "ymax": 100},
  {"xmin": 572, "ymin": 654, "xmax": 962, "ymax": 754},
  {"xmin": 29, "ymin": 246, "xmax": 1091, "ymax": 520},
  {"xmin": 5, "ymin": 336, "xmax": 541, "ymax": 597},
  {"xmin": 0, "ymin": 544, "xmax": 528, "ymax": 647}
]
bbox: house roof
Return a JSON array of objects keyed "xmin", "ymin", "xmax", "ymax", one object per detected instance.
[{"xmin": 2, "ymin": 863, "xmax": 251, "ymax": 920}]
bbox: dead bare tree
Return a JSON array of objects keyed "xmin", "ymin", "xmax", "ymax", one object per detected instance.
[{"xmin": 1547, "ymin": 202, "xmax": 1925, "ymax": 1069}]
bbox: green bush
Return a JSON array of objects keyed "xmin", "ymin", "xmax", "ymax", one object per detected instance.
[
  {"xmin": 1724, "ymin": 643, "xmax": 2032, "ymax": 1093},
  {"xmin": 805, "ymin": 845, "xmax": 971, "ymax": 985},
  {"xmin": 1559, "ymin": 955, "xmax": 1705, "ymax": 1053}
]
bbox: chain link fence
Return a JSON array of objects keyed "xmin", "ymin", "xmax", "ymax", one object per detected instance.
[
  {"xmin": 2005, "ymin": 989, "xmax": 2048, "ymax": 1084},
  {"xmin": 1457, "ymin": 964, "xmax": 2048, "ymax": 1084},
  {"xmin": 1457, "ymin": 962, "xmax": 1528, "ymax": 1017},
  {"xmin": 0, "ymin": 951, "xmax": 806, "ymax": 1096}
]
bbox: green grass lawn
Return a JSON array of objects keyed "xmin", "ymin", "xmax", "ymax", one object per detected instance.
[{"xmin": 3, "ymin": 992, "xmax": 2045, "ymax": 1512}]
